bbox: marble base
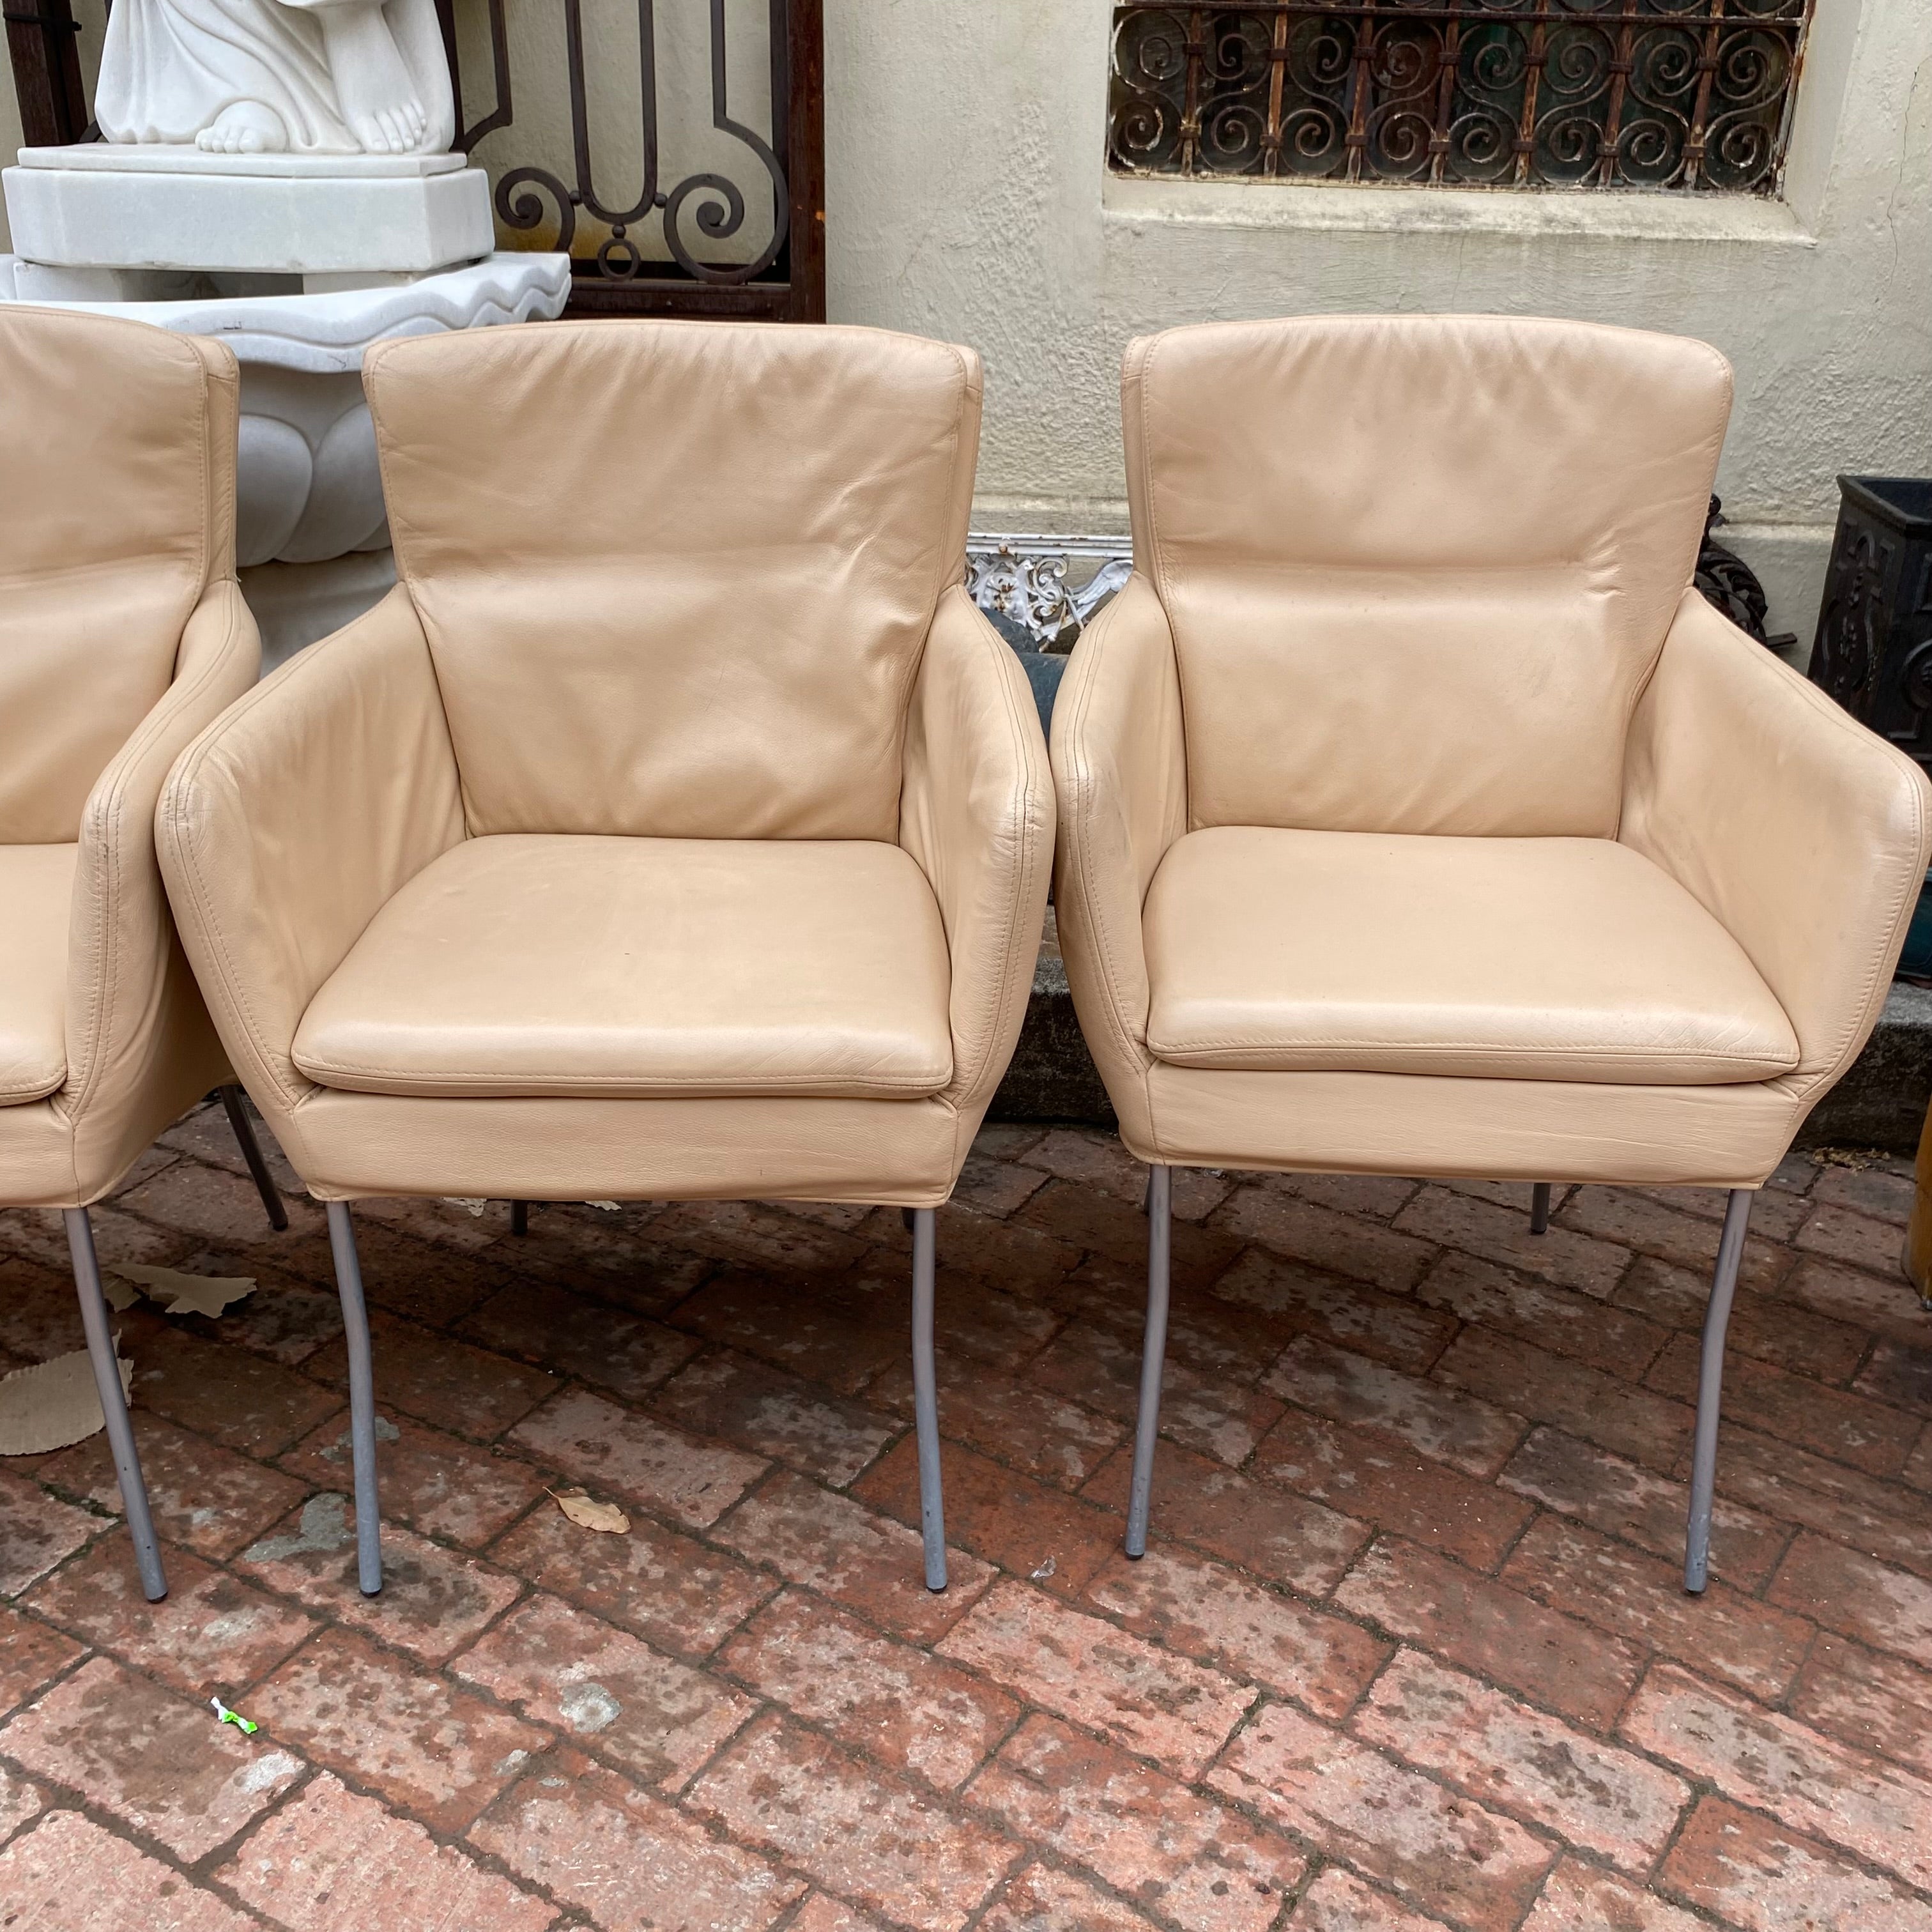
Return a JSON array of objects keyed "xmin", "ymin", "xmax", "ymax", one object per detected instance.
[{"xmin": 4, "ymin": 145, "xmax": 492, "ymax": 275}]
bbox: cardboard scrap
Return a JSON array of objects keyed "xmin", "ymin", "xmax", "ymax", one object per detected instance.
[
  {"xmin": 111, "ymin": 1264, "xmax": 257, "ymax": 1319},
  {"xmin": 0, "ymin": 1346, "xmax": 131, "ymax": 1455},
  {"xmin": 550, "ymin": 1487, "xmax": 630, "ymax": 1535}
]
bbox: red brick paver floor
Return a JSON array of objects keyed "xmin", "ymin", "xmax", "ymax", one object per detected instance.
[{"xmin": 3, "ymin": 1101, "xmax": 1932, "ymax": 1929}]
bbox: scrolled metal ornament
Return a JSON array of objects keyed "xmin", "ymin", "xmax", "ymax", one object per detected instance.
[
  {"xmin": 494, "ymin": 165, "xmax": 576, "ymax": 254},
  {"xmin": 964, "ymin": 536, "xmax": 1136, "ymax": 652},
  {"xmin": 1107, "ymin": 1, "xmax": 1809, "ymax": 194}
]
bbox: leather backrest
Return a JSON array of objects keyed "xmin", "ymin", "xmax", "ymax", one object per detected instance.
[
  {"xmin": 0, "ymin": 308, "xmax": 235, "ymax": 843},
  {"xmin": 363, "ymin": 318, "xmax": 983, "ymax": 840},
  {"xmin": 1123, "ymin": 314, "xmax": 1732, "ymax": 838}
]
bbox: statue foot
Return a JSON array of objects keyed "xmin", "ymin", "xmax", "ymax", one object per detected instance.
[
  {"xmin": 325, "ymin": 4, "xmax": 430, "ymax": 155},
  {"xmin": 197, "ymin": 100, "xmax": 290, "ymax": 155}
]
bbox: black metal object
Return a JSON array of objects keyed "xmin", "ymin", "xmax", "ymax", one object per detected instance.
[
  {"xmin": 433, "ymin": 0, "xmax": 825, "ymax": 321},
  {"xmin": 1810, "ymin": 477, "xmax": 1932, "ymax": 779},
  {"xmin": 1697, "ymin": 494, "xmax": 1793, "ymax": 652},
  {"xmin": 220, "ymin": 1084, "xmax": 288, "ymax": 1232},
  {"xmin": 1108, "ymin": 1, "xmax": 1811, "ymax": 194}
]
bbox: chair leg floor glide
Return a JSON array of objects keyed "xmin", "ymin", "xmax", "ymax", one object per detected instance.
[
  {"xmin": 1685, "ymin": 1186, "xmax": 1754, "ymax": 1595},
  {"xmin": 64, "ymin": 1208, "xmax": 167, "ymax": 1602},
  {"xmin": 220, "ymin": 1084, "xmax": 288, "ymax": 1232},
  {"xmin": 1125, "ymin": 1163, "xmax": 1172, "ymax": 1560},
  {"xmin": 325, "ymin": 1202, "xmax": 384, "ymax": 1596}
]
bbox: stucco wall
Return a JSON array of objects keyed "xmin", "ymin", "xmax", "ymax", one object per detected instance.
[
  {"xmin": 825, "ymin": 0, "xmax": 1932, "ymax": 648},
  {"xmin": 8, "ymin": 1, "xmax": 1928, "ymax": 643}
]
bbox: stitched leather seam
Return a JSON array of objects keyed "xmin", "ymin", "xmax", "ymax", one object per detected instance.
[
  {"xmin": 363, "ymin": 363, "xmax": 475, "ymax": 838},
  {"xmin": 292, "ymin": 1067, "xmax": 950, "ymax": 1095},
  {"xmin": 61, "ymin": 340, "xmax": 222, "ymax": 1147},
  {"xmin": 1127, "ymin": 348, "xmax": 1185, "ymax": 1148},
  {"xmin": 1062, "ymin": 590, "xmax": 1165, "ymax": 1147},
  {"xmin": 1758, "ymin": 642, "xmax": 1931, "ymax": 1088},
  {"xmin": 889, "ymin": 351, "xmax": 979, "ymax": 839},
  {"xmin": 946, "ymin": 592, "xmax": 1047, "ymax": 1115},
  {"xmin": 164, "ymin": 753, "xmax": 303, "ymax": 1118},
  {"xmin": 1641, "ymin": 598, "xmax": 1931, "ymax": 1101},
  {"xmin": 66, "ymin": 581, "xmax": 250, "ymax": 1127},
  {"xmin": 1614, "ymin": 351, "xmax": 1732, "ymax": 840},
  {"xmin": 159, "ymin": 610, "xmax": 409, "ymax": 1117},
  {"xmin": 1147, "ymin": 1033, "xmax": 1795, "ymax": 1062},
  {"xmin": 0, "ymin": 1074, "xmax": 65, "ymax": 1104},
  {"xmin": 1792, "ymin": 750, "xmax": 1929, "ymax": 1100}
]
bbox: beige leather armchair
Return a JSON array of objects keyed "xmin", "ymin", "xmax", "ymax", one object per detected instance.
[
  {"xmin": 0, "ymin": 307, "xmax": 286, "ymax": 1602},
  {"xmin": 160, "ymin": 318, "xmax": 1053, "ymax": 1595},
  {"xmin": 1054, "ymin": 315, "xmax": 1932, "ymax": 1592}
]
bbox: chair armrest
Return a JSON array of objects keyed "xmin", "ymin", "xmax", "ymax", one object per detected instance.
[
  {"xmin": 899, "ymin": 585, "xmax": 1054, "ymax": 1137},
  {"xmin": 1621, "ymin": 589, "xmax": 1932, "ymax": 1102},
  {"xmin": 65, "ymin": 578, "xmax": 261, "ymax": 1117},
  {"xmin": 157, "ymin": 585, "xmax": 466, "ymax": 1143},
  {"xmin": 1048, "ymin": 573, "xmax": 1188, "ymax": 1116}
]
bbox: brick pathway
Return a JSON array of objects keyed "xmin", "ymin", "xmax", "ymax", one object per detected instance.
[{"xmin": 3, "ymin": 1100, "xmax": 1932, "ymax": 1931}]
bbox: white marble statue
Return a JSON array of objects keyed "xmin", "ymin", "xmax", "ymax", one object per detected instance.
[{"xmin": 96, "ymin": 0, "xmax": 456, "ymax": 157}]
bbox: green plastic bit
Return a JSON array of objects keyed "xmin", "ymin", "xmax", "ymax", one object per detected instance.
[{"xmin": 210, "ymin": 1696, "xmax": 257, "ymax": 1735}]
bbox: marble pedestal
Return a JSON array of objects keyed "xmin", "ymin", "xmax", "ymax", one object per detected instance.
[
  {"xmin": 0, "ymin": 250, "xmax": 571, "ymax": 668},
  {"xmin": 4, "ymin": 146, "xmax": 493, "ymax": 277}
]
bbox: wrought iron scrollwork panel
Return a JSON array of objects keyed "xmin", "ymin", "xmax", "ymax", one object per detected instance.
[
  {"xmin": 1109, "ymin": 3, "xmax": 1811, "ymax": 194},
  {"xmin": 966, "ymin": 535, "xmax": 1134, "ymax": 650},
  {"xmin": 434, "ymin": 0, "xmax": 824, "ymax": 319}
]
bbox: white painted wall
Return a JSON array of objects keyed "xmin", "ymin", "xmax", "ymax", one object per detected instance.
[
  {"xmin": 9, "ymin": 1, "xmax": 1927, "ymax": 645},
  {"xmin": 824, "ymin": 0, "xmax": 1932, "ymax": 650}
]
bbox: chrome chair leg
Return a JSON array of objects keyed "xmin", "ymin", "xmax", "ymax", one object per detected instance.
[
  {"xmin": 220, "ymin": 1084, "xmax": 287, "ymax": 1231},
  {"xmin": 325, "ymin": 1201, "xmax": 383, "ymax": 1595},
  {"xmin": 1125, "ymin": 1163, "xmax": 1172, "ymax": 1558},
  {"xmin": 1529, "ymin": 1183, "xmax": 1551, "ymax": 1236},
  {"xmin": 65, "ymin": 1208, "xmax": 167, "ymax": 1601},
  {"xmin": 1685, "ymin": 1188, "xmax": 1754, "ymax": 1595},
  {"xmin": 909, "ymin": 1206, "xmax": 946, "ymax": 1591}
]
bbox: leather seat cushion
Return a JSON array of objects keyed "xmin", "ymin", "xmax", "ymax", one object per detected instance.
[
  {"xmin": 1144, "ymin": 827, "xmax": 1800, "ymax": 1085},
  {"xmin": 0, "ymin": 845, "xmax": 75, "ymax": 1105},
  {"xmin": 293, "ymin": 835, "xmax": 954, "ymax": 1100}
]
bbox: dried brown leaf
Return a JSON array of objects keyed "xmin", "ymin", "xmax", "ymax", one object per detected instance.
[{"xmin": 549, "ymin": 1487, "xmax": 629, "ymax": 1535}]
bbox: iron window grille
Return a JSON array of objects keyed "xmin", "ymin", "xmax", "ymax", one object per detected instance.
[{"xmin": 1108, "ymin": 1, "xmax": 1812, "ymax": 194}]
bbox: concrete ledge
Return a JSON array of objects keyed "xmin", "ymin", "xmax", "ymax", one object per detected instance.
[
  {"xmin": 1103, "ymin": 174, "xmax": 1816, "ymax": 246},
  {"xmin": 1800, "ymin": 983, "xmax": 1932, "ymax": 1154},
  {"xmin": 992, "ymin": 928, "xmax": 1932, "ymax": 1158}
]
